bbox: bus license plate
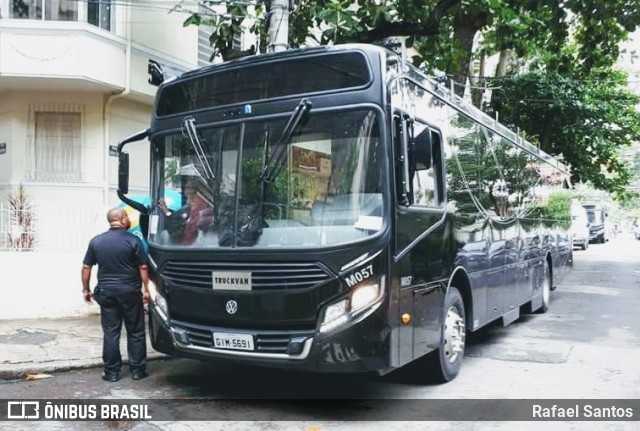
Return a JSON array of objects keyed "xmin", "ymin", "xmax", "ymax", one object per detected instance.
[{"xmin": 212, "ymin": 332, "xmax": 254, "ymax": 351}]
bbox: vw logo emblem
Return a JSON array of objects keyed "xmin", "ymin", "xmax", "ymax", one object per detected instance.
[{"xmin": 225, "ymin": 300, "xmax": 238, "ymax": 315}]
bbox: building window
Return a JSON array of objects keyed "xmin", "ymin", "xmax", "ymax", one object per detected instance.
[
  {"xmin": 46, "ymin": 0, "xmax": 77, "ymax": 21},
  {"xmin": 26, "ymin": 104, "xmax": 84, "ymax": 182},
  {"xmin": 88, "ymin": 0, "xmax": 110, "ymax": 30},
  {"xmin": 9, "ymin": 0, "xmax": 77, "ymax": 21},
  {"xmin": 9, "ymin": 0, "xmax": 39, "ymax": 18}
]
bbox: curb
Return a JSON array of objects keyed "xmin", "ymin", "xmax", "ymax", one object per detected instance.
[{"xmin": 0, "ymin": 353, "xmax": 170, "ymax": 382}]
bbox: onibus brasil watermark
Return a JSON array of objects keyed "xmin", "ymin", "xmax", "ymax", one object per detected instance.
[{"xmin": 5, "ymin": 400, "xmax": 151, "ymax": 420}]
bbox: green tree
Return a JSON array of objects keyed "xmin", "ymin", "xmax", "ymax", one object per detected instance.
[
  {"xmin": 176, "ymin": 1, "xmax": 639, "ymax": 94},
  {"xmin": 446, "ymin": 121, "xmax": 540, "ymax": 218},
  {"xmin": 529, "ymin": 190, "xmax": 572, "ymax": 228},
  {"xmin": 175, "ymin": 1, "xmax": 264, "ymax": 61},
  {"xmin": 176, "ymin": 0, "xmax": 640, "ymax": 196},
  {"xmin": 488, "ymin": 69, "xmax": 640, "ymax": 197}
]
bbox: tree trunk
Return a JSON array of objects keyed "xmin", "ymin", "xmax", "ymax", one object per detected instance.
[
  {"xmin": 470, "ymin": 51, "xmax": 485, "ymax": 108},
  {"xmin": 487, "ymin": 49, "xmax": 513, "ymax": 110},
  {"xmin": 447, "ymin": 10, "xmax": 487, "ymax": 98},
  {"xmin": 495, "ymin": 49, "xmax": 513, "ymax": 77}
]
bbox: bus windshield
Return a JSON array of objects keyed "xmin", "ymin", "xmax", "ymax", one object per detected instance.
[{"xmin": 150, "ymin": 108, "xmax": 385, "ymax": 248}]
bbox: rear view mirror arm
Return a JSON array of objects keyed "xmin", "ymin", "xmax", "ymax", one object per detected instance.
[{"xmin": 117, "ymin": 129, "xmax": 150, "ymax": 215}]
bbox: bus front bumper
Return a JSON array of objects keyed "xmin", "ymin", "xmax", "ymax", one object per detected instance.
[{"xmin": 148, "ymin": 302, "xmax": 391, "ymax": 373}]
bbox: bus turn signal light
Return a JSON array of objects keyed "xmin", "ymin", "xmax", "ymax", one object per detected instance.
[{"xmin": 401, "ymin": 313, "xmax": 412, "ymax": 324}]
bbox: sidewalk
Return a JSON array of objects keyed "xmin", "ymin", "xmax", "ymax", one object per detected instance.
[{"xmin": 0, "ymin": 314, "xmax": 167, "ymax": 380}]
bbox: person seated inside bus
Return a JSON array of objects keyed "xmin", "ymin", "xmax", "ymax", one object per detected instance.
[{"xmin": 158, "ymin": 178, "xmax": 215, "ymax": 245}]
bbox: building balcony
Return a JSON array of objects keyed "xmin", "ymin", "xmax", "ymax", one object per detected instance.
[
  {"xmin": 0, "ymin": 19, "xmax": 129, "ymax": 91},
  {"xmin": 0, "ymin": 17, "xmax": 196, "ymax": 103}
]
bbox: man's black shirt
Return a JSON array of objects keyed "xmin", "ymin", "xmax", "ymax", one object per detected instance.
[{"xmin": 83, "ymin": 228, "xmax": 147, "ymax": 291}]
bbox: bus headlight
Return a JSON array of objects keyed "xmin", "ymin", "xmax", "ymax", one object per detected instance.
[
  {"xmin": 148, "ymin": 279, "xmax": 169, "ymax": 322},
  {"xmin": 155, "ymin": 295, "xmax": 169, "ymax": 319},
  {"xmin": 319, "ymin": 276, "xmax": 385, "ymax": 334},
  {"xmin": 319, "ymin": 299, "xmax": 349, "ymax": 333},
  {"xmin": 350, "ymin": 280, "xmax": 381, "ymax": 312},
  {"xmin": 148, "ymin": 279, "xmax": 159, "ymax": 301}
]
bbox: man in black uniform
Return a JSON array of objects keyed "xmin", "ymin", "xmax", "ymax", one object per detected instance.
[{"xmin": 82, "ymin": 207, "xmax": 150, "ymax": 382}]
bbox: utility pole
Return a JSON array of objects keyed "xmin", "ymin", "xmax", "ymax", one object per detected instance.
[{"xmin": 267, "ymin": 0, "xmax": 289, "ymax": 52}]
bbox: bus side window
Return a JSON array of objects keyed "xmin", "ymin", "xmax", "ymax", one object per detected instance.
[{"xmin": 409, "ymin": 124, "xmax": 443, "ymax": 207}]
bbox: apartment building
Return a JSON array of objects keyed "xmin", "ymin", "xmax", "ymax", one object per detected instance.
[{"xmin": 0, "ymin": 0, "xmax": 202, "ymax": 318}]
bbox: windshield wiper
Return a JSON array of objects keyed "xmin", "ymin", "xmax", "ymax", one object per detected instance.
[
  {"xmin": 182, "ymin": 116, "xmax": 216, "ymax": 180},
  {"xmin": 261, "ymin": 98, "xmax": 312, "ymax": 183}
]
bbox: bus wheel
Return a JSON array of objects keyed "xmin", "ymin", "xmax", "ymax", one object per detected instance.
[
  {"xmin": 432, "ymin": 286, "xmax": 466, "ymax": 383},
  {"xmin": 537, "ymin": 262, "xmax": 552, "ymax": 314}
]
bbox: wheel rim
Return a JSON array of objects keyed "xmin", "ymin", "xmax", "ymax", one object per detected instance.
[{"xmin": 443, "ymin": 305, "xmax": 466, "ymax": 364}]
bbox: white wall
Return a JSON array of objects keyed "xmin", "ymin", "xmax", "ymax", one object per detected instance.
[
  {"xmin": 0, "ymin": 102, "xmax": 13, "ymax": 181},
  {"xmin": 131, "ymin": 8, "xmax": 198, "ymax": 66},
  {"xmin": 0, "ymin": 92, "xmax": 154, "ymax": 319},
  {"xmin": 2, "ymin": 92, "xmax": 27, "ymax": 181},
  {"xmin": 0, "ymin": 0, "xmax": 199, "ymax": 319},
  {"xmin": 2, "ymin": 90, "xmax": 107, "ymax": 184},
  {"xmin": 1, "ymin": 91, "xmax": 152, "ymax": 190},
  {"xmin": 0, "ymin": 15, "xmax": 198, "ymax": 101},
  {"xmin": 0, "ymin": 26, "xmax": 125, "ymax": 86},
  {"xmin": 0, "ymin": 251, "xmax": 101, "ymax": 319},
  {"xmin": 107, "ymin": 98, "xmax": 153, "ymax": 197}
]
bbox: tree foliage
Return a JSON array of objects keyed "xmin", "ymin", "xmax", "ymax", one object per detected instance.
[
  {"xmin": 489, "ymin": 70, "xmax": 640, "ymax": 197},
  {"xmin": 176, "ymin": 0, "xmax": 640, "ymax": 197}
]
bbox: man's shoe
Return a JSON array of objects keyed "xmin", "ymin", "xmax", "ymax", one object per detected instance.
[
  {"xmin": 101, "ymin": 372, "xmax": 120, "ymax": 382},
  {"xmin": 131, "ymin": 370, "xmax": 148, "ymax": 380}
]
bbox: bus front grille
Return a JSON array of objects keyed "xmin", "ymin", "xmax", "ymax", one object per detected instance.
[
  {"xmin": 162, "ymin": 260, "xmax": 333, "ymax": 291},
  {"xmin": 171, "ymin": 319, "xmax": 314, "ymax": 354}
]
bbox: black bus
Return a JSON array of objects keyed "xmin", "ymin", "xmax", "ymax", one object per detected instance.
[{"xmin": 117, "ymin": 44, "xmax": 572, "ymax": 382}]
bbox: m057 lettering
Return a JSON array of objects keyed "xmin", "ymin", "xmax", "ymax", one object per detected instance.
[{"xmin": 345, "ymin": 264, "xmax": 374, "ymax": 288}]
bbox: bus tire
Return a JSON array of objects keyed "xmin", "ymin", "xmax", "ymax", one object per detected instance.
[
  {"xmin": 430, "ymin": 286, "xmax": 466, "ymax": 383},
  {"xmin": 537, "ymin": 261, "xmax": 552, "ymax": 314}
]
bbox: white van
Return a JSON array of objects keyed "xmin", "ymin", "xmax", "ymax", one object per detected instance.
[{"xmin": 571, "ymin": 202, "xmax": 590, "ymax": 250}]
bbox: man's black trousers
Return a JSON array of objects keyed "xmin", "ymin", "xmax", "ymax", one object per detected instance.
[{"xmin": 95, "ymin": 288, "xmax": 146, "ymax": 376}]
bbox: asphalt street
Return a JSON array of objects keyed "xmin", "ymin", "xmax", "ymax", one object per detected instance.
[{"xmin": 1, "ymin": 235, "xmax": 639, "ymax": 431}]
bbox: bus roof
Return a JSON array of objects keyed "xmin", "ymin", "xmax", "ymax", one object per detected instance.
[{"xmin": 155, "ymin": 43, "xmax": 569, "ymax": 176}]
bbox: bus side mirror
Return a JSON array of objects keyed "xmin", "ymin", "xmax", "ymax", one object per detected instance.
[
  {"xmin": 412, "ymin": 128, "xmax": 432, "ymax": 170},
  {"xmin": 394, "ymin": 114, "xmax": 411, "ymax": 206},
  {"xmin": 119, "ymin": 152, "xmax": 130, "ymax": 195},
  {"xmin": 148, "ymin": 60, "xmax": 164, "ymax": 86}
]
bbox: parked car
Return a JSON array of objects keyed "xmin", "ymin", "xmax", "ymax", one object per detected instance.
[{"xmin": 571, "ymin": 202, "xmax": 590, "ymax": 250}]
